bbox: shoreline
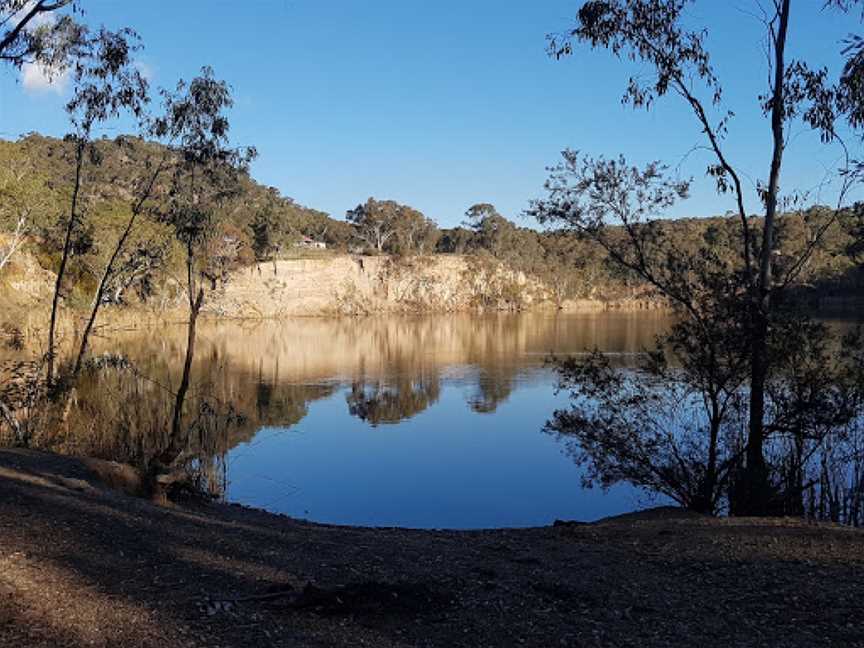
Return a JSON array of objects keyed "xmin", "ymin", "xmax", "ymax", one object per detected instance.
[{"xmin": 2, "ymin": 447, "xmax": 863, "ymax": 647}]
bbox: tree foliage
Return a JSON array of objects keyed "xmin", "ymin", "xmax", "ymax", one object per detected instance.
[
  {"xmin": 0, "ymin": 0, "xmax": 86, "ymax": 72},
  {"xmin": 46, "ymin": 23, "xmax": 149, "ymax": 385},
  {"xmin": 536, "ymin": 0, "xmax": 864, "ymax": 516},
  {"xmin": 346, "ymin": 197, "xmax": 439, "ymax": 254}
]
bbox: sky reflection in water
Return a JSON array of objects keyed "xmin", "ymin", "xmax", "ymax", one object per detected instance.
[{"xmin": 211, "ymin": 312, "xmax": 673, "ymax": 529}]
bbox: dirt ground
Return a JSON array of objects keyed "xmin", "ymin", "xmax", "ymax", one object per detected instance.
[{"xmin": 1, "ymin": 448, "xmax": 863, "ymax": 648}]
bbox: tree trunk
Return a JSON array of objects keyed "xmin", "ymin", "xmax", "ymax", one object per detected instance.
[
  {"xmin": 151, "ymin": 286, "xmax": 204, "ymax": 501},
  {"xmin": 169, "ymin": 287, "xmax": 202, "ymax": 451},
  {"xmin": 151, "ymin": 240, "xmax": 203, "ymax": 499},
  {"xmin": 71, "ymin": 157, "xmax": 165, "ymax": 378},
  {"xmin": 693, "ymin": 401, "xmax": 721, "ymax": 515},
  {"xmin": 787, "ymin": 433, "xmax": 806, "ymax": 517},
  {"xmin": 739, "ymin": 0, "xmax": 791, "ymax": 517},
  {"xmin": 46, "ymin": 142, "xmax": 85, "ymax": 388},
  {"xmin": 160, "ymin": 246, "xmax": 203, "ymax": 468},
  {"xmin": 72, "ymin": 211, "xmax": 140, "ymax": 378},
  {"xmin": 741, "ymin": 315, "xmax": 770, "ymax": 514}
]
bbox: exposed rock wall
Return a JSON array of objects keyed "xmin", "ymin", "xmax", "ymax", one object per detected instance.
[
  {"xmin": 0, "ymin": 244, "xmax": 666, "ymax": 323},
  {"xmin": 204, "ymin": 254, "xmax": 555, "ymax": 318}
]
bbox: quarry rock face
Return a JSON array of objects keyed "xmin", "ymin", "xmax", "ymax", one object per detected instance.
[{"xmin": 204, "ymin": 254, "xmax": 553, "ymax": 318}]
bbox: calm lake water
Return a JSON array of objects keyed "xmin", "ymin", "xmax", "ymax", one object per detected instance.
[{"xmin": 83, "ymin": 311, "xmax": 673, "ymax": 529}]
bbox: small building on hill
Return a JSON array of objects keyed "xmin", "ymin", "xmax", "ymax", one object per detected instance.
[{"xmin": 294, "ymin": 236, "xmax": 327, "ymax": 250}]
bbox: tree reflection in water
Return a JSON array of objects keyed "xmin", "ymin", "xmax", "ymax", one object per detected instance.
[
  {"xmin": 467, "ymin": 369, "xmax": 514, "ymax": 413},
  {"xmin": 7, "ymin": 312, "xmax": 673, "ymax": 501},
  {"xmin": 346, "ymin": 374, "xmax": 441, "ymax": 426}
]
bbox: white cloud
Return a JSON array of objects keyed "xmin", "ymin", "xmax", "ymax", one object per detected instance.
[
  {"xmin": 17, "ymin": 1, "xmax": 67, "ymax": 94},
  {"xmin": 28, "ymin": 6, "xmax": 56, "ymax": 30},
  {"xmin": 21, "ymin": 62, "xmax": 68, "ymax": 94},
  {"xmin": 135, "ymin": 60, "xmax": 155, "ymax": 83},
  {"xmin": 12, "ymin": 0, "xmax": 56, "ymax": 32}
]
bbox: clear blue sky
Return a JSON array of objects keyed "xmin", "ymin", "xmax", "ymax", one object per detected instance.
[{"xmin": 0, "ymin": 1, "xmax": 859, "ymax": 227}]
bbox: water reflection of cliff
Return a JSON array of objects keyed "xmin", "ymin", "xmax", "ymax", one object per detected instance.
[{"xmin": 83, "ymin": 312, "xmax": 671, "ymax": 453}]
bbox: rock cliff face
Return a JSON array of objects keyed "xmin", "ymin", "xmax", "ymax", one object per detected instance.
[
  {"xmin": 204, "ymin": 254, "xmax": 555, "ymax": 317},
  {"xmin": 0, "ymin": 236, "xmax": 56, "ymax": 329},
  {"xmin": 0, "ymin": 245, "xmax": 664, "ymax": 324}
]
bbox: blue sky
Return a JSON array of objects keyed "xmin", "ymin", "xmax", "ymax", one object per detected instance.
[{"xmin": 0, "ymin": 1, "xmax": 860, "ymax": 228}]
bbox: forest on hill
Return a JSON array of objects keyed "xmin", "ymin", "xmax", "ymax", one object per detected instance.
[{"xmin": 1, "ymin": 132, "xmax": 862, "ymax": 313}]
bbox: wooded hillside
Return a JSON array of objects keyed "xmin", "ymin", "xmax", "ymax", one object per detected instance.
[{"xmin": 1, "ymin": 133, "xmax": 861, "ymax": 312}]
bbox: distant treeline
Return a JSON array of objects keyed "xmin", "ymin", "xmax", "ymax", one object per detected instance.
[{"xmin": 1, "ymin": 133, "xmax": 861, "ymax": 307}]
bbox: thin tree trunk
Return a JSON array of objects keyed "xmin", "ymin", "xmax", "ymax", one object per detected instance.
[
  {"xmin": 744, "ymin": 317, "xmax": 770, "ymax": 512},
  {"xmin": 71, "ymin": 158, "xmax": 165, "ymax": 378},
  {"xmin": 169, "ymin": 287, "xmax": 203, "ymax": 453},
  {"xmin": 160, "ymin": 245, "xmax": 202, "ymax": 468},
  {"xmin": 46, "ymin": 141, "xmax": 85, "ymax": 388},
  {"xmin": 699, "ymin": 404, "xmax": 721, "ymax": 514},
  {"xmin": 742, "ymin": 0, "xmax": 791, "ymax": 517},
  {"xmin": 72, "ymin": 211, "xmax": 140, "ymax": 377},
  {"xmin": 150, "ymin": 282, "xmax": 202, "ymax": 500}
]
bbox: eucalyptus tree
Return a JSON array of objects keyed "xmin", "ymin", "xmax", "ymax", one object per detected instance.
[
  {"xmin": 531, "ymin": 1, "xmax": 864, "ymax": 515},
  {"xmin": 152, "ymin": 67, "xmax": 256, "ymax": 470},
  {"xmin": 45, "ymin": 26, "xmax": 148, "ymax": 386},
  {"xmin": 436, "ymin": 226, "xmax": 475, "ymax": 254},
  {"xmin": 250, "ymin": 203, "xmax": 278, "ymax": 261},
  {"xmin": 346, "ymin": 198, "xmax": 400, "ymax": 252},
  {"xmin": 346, "ymin": 198, "xmax": 437, "ymax": 254},
  {"xmin": 3, "ymin": 2, "xmax": 165, "ymax": 381},
  {"xmin": 395, "ymin": 209, "xmax": 440, "ymax": 255},
  {"xmin": 463, "ymin": 203, "xmax": 514, "ymax": 256}
]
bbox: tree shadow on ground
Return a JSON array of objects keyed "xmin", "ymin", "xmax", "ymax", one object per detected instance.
[
  {"xmin": 0, "ymin": 449, "xmax": 473, "ymax": 647},
  {"xmin": 3, "ymin": 448, "xmax": 864, "ymax": 648}
]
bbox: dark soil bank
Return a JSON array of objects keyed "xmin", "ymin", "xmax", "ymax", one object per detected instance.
[{"xmin": 1, "ymin": 448, "xmax": 863, "ymax": 648}]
